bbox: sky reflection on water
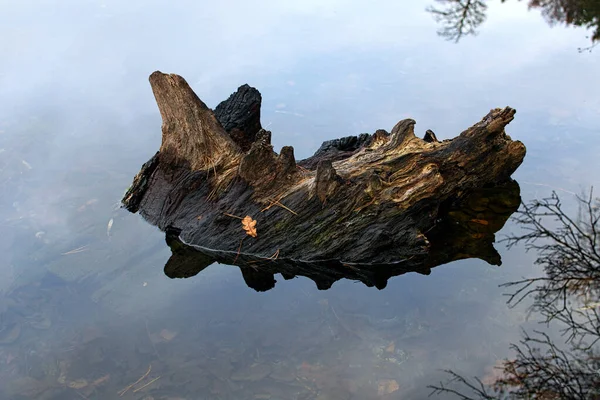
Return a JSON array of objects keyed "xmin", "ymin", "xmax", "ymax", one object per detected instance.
[{"xmin": 0, "ymin": 0, "xmax": 599, "ymax": 398}]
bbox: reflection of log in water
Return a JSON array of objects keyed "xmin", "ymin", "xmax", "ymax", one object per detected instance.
[
  {"xmin": 429, "ymin": 190, "xmax": 600, "ymax": 399},
  {"xmin": 162, "ymin": 180, "xmax": 521, "ymax": 291},
  {"xmin": 123, "ymin": 72, "xmax": 525, "ymax": 268}
]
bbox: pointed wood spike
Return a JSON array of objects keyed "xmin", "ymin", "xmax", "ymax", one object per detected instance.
[
  {"xmin": 149, "ymin": 71, "xmax": 240, "ymax": 170},
  {"xmin": 238, "ymin": 129, "xmax": 277, "ymax": 183},
  {"xmin": 462, "ymin": 107, "xmax": 517, "ymax": 139},
  {"xmin": 423, "ymin": 129, "xmax": 439, "ymax": 143},
  {"xmin": 315, "ymin": 160, "xmax": 342, "ymax": 203},
  {"xmin": 254, "ymin": 129, "xmax": 271, "ymax": 145},
  {"xmin": 214, "ymin": 83, "xmax": 262, "ymax": 152},
  {"xmin": 278, "ymin": 146, "xmax": 297, "ymax": 176},
  {"xmin": 389, "ymin": 119, "xmax": 417, "ymax": 149}
]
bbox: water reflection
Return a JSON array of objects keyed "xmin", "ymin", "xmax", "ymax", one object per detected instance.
[
  {"xmin": 430, "ymin": 190, "xmax": 600, "ymax": 398},
  {"xmin": 1, "ymin": 0, "xmax": 598, "ymax": 398},
  {"xmin": 428, "ymin": 0, "xmax": 600, "ymax": 50},
  {"xmin": 164, "ymin": 180, "xmax": 521, "ymax": 291}
]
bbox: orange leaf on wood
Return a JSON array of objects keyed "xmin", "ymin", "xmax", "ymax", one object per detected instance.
[{"xmin": 242, "ymin": 216, "xmax": 257, "ymax": 237}]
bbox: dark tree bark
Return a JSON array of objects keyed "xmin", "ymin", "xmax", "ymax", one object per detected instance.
[
  {"xmin": 162, "ymin": 180, "xmax": 521, "ymax": 291},
  {"xmin": 123, "ymin": 71, "xmax": 526, "ymax": 267},
  {"xmin": 214, "ymin": 84, "xmax": 262, "ymax": 152}
]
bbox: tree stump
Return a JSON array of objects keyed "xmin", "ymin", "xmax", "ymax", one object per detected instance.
[{"xmin": 123, "ymin": 71, "xmax": 526, "ymax": 276}]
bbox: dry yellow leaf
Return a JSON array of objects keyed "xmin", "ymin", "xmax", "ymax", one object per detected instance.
[
  {"xmin": 67, "ymin": 379, "xmax": 89, "ymax": 389},
  {"xmin": 242, "ymin": 216, "xmax": 257, "ymax": 237},
  {"xmin": 385, "ymin": 341, "xmax": 395, "ymax": 354},
  {"xmin": 159, "ymin": 329, "xmax": 178, "ymax": 342},
  {"xmin": 377, "ymin": 379, "xmax": 399, "ymax": 395},
  {"xmin": 470, "ymin": 219, "xmax": 489, "ymax": 225}
]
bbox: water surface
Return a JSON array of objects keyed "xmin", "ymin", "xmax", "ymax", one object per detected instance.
[{"xmin": 1, "ymin": 1, "xmax": 599, "ymax": 398}]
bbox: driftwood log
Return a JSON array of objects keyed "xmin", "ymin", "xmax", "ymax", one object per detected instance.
[
  {"xmin": 163, "ymin": 179, "xmax": 521, "ymax": 290},
  {"xmin": 123, "ymin": 71, "xmax": 526, "ymax": 275}
]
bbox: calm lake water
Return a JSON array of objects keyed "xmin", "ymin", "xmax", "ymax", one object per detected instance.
[{"xmin": 1, "ymin": 1, "xmax": 599, "ymax": 399}]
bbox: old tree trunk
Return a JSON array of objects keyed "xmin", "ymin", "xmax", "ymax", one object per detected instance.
[{"xmin": 123, "ymin": 72, "xmax": 526, "ymax": 289}]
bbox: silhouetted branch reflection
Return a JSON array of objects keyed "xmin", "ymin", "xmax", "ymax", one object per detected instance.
[
  {"xmin": 431, "ymin": 331, "xmax": 600, "ymax": 399},
  {"xmin": 428, "ymin": 0, "xmax": 600, "ymax": 49},
  {"xmin": 427, "ymin": 0, "xmax": 488, "ymax": 42},
  {"xmin": 503, "ymin": 190, "xmax": 600, "ymax": 349},
  {"xmin": 429, "ymin": 190, "xmax": 600, "ymax": 399}
]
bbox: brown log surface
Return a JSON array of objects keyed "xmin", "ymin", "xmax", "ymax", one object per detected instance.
[
  {"xmin": 163, "ymin": 180, "xmax": 521, "ymax": 291},
  {"xmin": 123, "ymin": 71, "xmax": 526, "ymax": 267}
]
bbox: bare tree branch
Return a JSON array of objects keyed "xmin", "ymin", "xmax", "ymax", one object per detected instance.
[
  {"xmin": 427, "ymin": 0, "xmax": 600, "ymax": 47},
  {"xmin": 429, "ymin": 189, "xmax": 600, "ymax": 398},
  {"xmin": 427, "ymin": 0, "xmax": 488, "ymax": 42}
]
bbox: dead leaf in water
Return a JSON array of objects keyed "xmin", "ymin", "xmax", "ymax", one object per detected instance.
[
  {"xmin": 0, "ymin": 323, "xmax": 21, "ymax": 344},
  {"xmin": 242, "ymin": 216, "xmax": 257, "ymax": 237},
  {"xmin": 77, "ymin": 199, "xmax": 98, "ymax": 212},
  {"xmin": 385, "ymin": 341, "xmax": 395, "ymax": 354},
  {"xmin": 5, "ymin": 353, "xmax": 16, "ymax": 364},
  {"xmin": 67, "ymin": 379, "xmax": 88, "ymax": 389},
  {"xmin": 159, "ymin": 329, "xmax": 177, "ymax": 342},
  {"xmin": 377, "ymin": 379, "xmax": 399, "ymax": 395},
  {"xmin": 231, "ymin": 363, "xmax": 272, "ymax": 381}
]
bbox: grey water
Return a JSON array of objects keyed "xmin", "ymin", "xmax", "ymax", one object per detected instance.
[{"xmin": 0, "ymin": 0, "xmax": 599, "ymax": 399}]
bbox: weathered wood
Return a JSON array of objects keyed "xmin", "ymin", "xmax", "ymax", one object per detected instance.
[
  {"xmin": 148, "ymin": 72, "xmax": 240, "ymax": 171},
  {"xmin": 213, "ymin": 84, "xmax": 262, "ymax": 152},
  {"xmin": 162, "ymin": 180, "xmax": 521, "ymax": 291},
  {"xmin": 123, "ymin": 71, "xmax": 526, "ymax": 266}
]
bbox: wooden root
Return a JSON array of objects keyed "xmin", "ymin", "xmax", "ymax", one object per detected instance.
[{"xmin": 123, "ymin": 71, "xmax": 526, "ymax": 274}]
